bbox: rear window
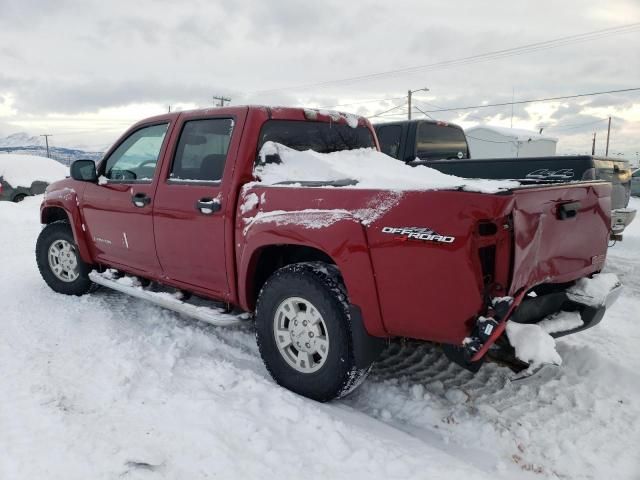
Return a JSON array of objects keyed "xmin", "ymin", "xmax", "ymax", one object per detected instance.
[
  {"xmin": 258, "ymin": 120, "xmax": 375, "ymax": 155},
  {"xmin": 416, "ymin": 122, "xmax": 469, "ymax": 161}
]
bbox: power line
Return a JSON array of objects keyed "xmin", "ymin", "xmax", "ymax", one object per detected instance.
[
  {"xmin": 541, "ymin": 118, "xmax": 610, "ymax": 131},
  {"xmin": 316, "ymin": 96, "xmax": 406, "ymax": 109},
  {"xmin": 465, "ymin": 134, "xmax": 515, "ymax": 144},
  {"xmin": 369, "ymin": 101, "xmax": 408, "ymax": 118},
  {"xmin": 413, "ymin": 105, "xmax": 436, "ymax": 120},
  {"xmin": 251, "ymin": 23, "xmax": 640, "ymax": 94},
  {"xmin": 372, "ymin": 87, "xmax": 640, "ymax": 117}
]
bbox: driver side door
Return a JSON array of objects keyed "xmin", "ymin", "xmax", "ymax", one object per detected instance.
[{"xmin": 81, "ymin": 122, "xmax": 171, "ymax": 275}]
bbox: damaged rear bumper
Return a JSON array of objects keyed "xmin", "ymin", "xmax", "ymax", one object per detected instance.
[{"xmin": 444, "ymin": 274, "xmax": 622, "ymax": 370}]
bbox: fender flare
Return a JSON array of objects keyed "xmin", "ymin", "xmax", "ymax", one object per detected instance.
[
  {"xmin": 40, "ymin": 189, "xmax": 93, "ymax": 264},
  {"xmin": 238, "ymin": 214, "xmax": 387, "ymax": 338}
]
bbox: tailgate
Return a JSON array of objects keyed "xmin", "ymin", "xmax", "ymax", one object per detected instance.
[{"xmin": 509, "ymin": 181, "xmax": 611, "ymax": 295}]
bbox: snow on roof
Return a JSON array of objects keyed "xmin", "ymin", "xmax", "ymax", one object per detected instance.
[
  {"xmin": 256, "ymin": 142, "xmax": 518, "ymax": 194},
  {"xmin": 0, "ymin": 154, "xmax": 69, "ymax": 188},
  {"xmin": 466, "ymin": 125, "xmax": 558, "ymax": 142}
]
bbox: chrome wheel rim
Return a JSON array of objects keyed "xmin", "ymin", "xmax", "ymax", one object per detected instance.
[
  {"xmin": 48, "ymin": 239, "xmax": 80, "ymax": 283},
  {"xmin": 273, "ymin": 296, "xmax": 330, "ymax": 373}
]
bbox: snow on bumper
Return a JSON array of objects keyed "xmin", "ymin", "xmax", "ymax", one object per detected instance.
[{"xmin": 566, "ymin": 272, "xmax": 623, "ymax": 309}]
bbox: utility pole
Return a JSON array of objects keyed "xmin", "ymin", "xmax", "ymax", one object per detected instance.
[
  {"xmin": 592, "ymin": 131, "xmax": 596, "ymax": 155},
  {"xmin": 605, "ymin": 116, "xmax": 611, "ymax": 157},
  {"xmin": 168, "ymin": 105, "xmax": 171, "ymax": 113},
  {"xmin": 407, "ymin": 87, "xmax": 429, "ymax": 120},
  {"xmin": 40, "ymin": 134, "xmax": 52, "ymax": 158},
  {"xmin": 213, "ymin": 95, "xmax": 231, "ymax": 107}
]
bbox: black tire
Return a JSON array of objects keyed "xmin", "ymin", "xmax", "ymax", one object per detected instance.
[
  {"xmin": 256, "ymin": 262, "xmax": 371, "ymax": 402},
  {"xmin": 36, "ymin": 220, "xmax": 94, "ymax": 295},
  {"xmin": 12, "ymin": 194, "xmax": 27, "ymax": 203}
]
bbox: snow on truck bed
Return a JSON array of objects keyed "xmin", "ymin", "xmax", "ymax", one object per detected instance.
[
  {"xmin": 257, "ymin": 142, "xmax": 519, "ymax": 193},
  {"xmin": 0, "ymin": 153, "xmax": 69, "ymax": 188}
]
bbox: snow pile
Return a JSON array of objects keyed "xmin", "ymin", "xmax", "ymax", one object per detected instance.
[
  {"xmin": 256, "ymin": 142, "xmax": 519, "ymax": 193},
  {"xmin": 567, "ymin": 272, "xmax": 621, "ymax": 307},
  {"xmin": 505, "ymin": 321, "xmax": 562, "ymax": 367},
  {"xmin": 538, "ymin": 311, "xmax": 583, "ymax": 334},
  {"xmin": 0, "ymin": 154, "xmax": 68, "ymax": 188}
]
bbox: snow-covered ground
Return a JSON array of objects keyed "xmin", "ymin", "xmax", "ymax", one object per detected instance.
[{"xmin": 1, "ymin": 197, "xmax": 639, "ymax": 480}]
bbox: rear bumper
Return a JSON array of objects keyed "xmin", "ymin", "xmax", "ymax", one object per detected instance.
[
  {"xmin": 611, "ymin": 207, "xmax": 636, "ymax": 238},
  {"xmin": 449, "ymin": 275, "xmax": 622, "ymax": 368},
  {"xmin": 550, "ymin": 280, "xmax": 622, "ymax": 337},
  {"xmin": 507, "ymin": 275, "xmax": 623, "ymax": 338}
]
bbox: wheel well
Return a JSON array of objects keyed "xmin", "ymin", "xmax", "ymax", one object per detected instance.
[
  {"xmin": 41, "ymin": 207, "xmax": 69, "ymax": 225},
  {"xmin": 249, "ymin": 245, "xmax": 336, "ymax": 308}
]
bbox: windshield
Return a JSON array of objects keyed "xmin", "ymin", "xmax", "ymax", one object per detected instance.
[
  {"xmin": 416, "ymin": 122, "xmax": 469, "ymax": 160},
  {"xmin": 258, "ymin": 120, "xmax": 375, "ymax": 156}
]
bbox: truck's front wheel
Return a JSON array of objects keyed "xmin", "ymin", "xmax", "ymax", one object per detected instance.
[
  {"xmin": 256, "ymin": 262, "xmax": 370, "ymax": 402},
  {"xmin": 36, "ymin": 221, "xmax": 94, "ymax": 296}
]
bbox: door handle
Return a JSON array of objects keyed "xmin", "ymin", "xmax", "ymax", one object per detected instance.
[
  {"xmin": 131, "ymin": 192, "xmax": 151, "ymax": 208},
  {"xmin": 196, "ymin": 198, "xmax": 221, "ymax": 215}
]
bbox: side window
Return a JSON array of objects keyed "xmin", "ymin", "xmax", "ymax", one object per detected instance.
[
  {"xmin": 377, "ymin": 125, "xmax": 402, "ymax": 159},
  {"xmin": 170, "ymin": 118, "xmax": 234, "ymax": 182},
  {"xmin": 633, "ymin": 169, "xmax": 640, "ymax": 178},
  {"xmin": 104, "ymin": 123, "xmax": 169, "ymax": 181}
]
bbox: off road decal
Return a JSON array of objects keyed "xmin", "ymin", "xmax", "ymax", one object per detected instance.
[{"xmin": 382, "ymin": 226, "xmax": 455, "ymax": 244}]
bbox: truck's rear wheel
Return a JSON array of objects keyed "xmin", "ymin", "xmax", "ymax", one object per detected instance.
[
  {"xmin": 256, "ymin": 262, "xmax": 370, "ymax": 402},
  {"xmin": 36, "ymin": 221, "xmax": 94, "ymax": 295}
]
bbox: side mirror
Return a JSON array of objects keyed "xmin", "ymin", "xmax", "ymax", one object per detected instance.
[{"xmin": 70, "ymin": 159, "xmax": 98, "ymax": 182}]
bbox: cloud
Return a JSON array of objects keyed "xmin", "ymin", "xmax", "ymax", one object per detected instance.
[{"xmin": 0, "ymin": 0, "xmax": 637, "ymax": 156}]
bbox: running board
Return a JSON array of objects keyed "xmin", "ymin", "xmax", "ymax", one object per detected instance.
[{"xmin": 89, "ymin": 271, "xmax": 245, "ymax": 327}]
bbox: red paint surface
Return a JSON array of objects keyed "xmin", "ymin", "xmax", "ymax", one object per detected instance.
[{"xmin": 41, "ymin": 106, "xmax": 612, "ymax": 352}]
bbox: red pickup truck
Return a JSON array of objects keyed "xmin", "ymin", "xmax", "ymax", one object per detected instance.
[{"xmin": 36, "ymin": 106, "xmax": 621, "ymax": 401}]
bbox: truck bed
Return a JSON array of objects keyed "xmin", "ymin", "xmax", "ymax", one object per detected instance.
[{"xmin": 413, "ymin": 155, "xmax": 631, "ymax": 211}]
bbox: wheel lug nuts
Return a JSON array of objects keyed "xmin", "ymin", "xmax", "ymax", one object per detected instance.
[
  {"xmin": 303, "ymin": 321, "xmax": 307, "ymax": 326},
  {"xmin": 305, "ymin": 343, "xmax": 311, "ymax": 348},
  {"xmin": 308, "ymin": 332, "xmax": 314, "ymax": 337}
]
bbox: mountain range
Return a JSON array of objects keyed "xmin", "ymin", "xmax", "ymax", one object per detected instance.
[{"xmin": 0, "ymin": 132, "xmax": 104, "ymax": 165}]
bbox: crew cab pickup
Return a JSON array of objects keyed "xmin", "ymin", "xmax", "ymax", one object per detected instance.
[
  {"xmin": 36, "ymin": 106, "xmax": 621, "ymax": 401},
  {"xmin": 375, "ymin": 119, "xmax": 636, "ymax": 240}
]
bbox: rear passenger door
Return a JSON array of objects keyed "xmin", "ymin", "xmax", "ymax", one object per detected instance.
[{"xmin": 153, "ymin": 113, "xmax": 240, "ymax": 298}]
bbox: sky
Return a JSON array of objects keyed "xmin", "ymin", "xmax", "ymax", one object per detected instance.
[{"xmin": 0, "ymin": 0, "xmax": 639, "ymax": 160}]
